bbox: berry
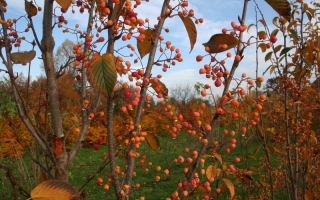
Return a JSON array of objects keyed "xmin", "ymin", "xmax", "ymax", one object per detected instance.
[
  {"xmin": 58, "ymin": 15, "xmax": 64, "ymax": 23},
  {"xmin": 76, "ymin": 0, "xmax": 82, "ymax": 7},
  {"xmin": 214, "ymin": 79, "xmax": 222, "ymax": 87},
  {"xmin": 182, "ymin": 181, "xmax": 190, "ymax": 190},
  {"xmin": 124, "ymin": 89, "xmax": 133, "ymax": 98},
  {"xmin": 196, "ymin": 55, "xmax": 203, "ymax": 62},
  {"xmin": 93, "ymin": 144, "xmax": 100, "ymax": 150},
  {"xmin": 270, "ymin": 35, "xmax": 277, "ymax": 43},
  {"xmin": 97, "ymin": 137, "xmax": 103, "ymax": 144},
  {"xmin": 76, "ymin": 75, "xmax": 81, "ymax": 80}
]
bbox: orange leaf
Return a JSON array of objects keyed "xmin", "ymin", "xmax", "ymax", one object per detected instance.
[
  {"xmin": 10, "ymin": 50, "xmax": 36, "ymax": 64},
  {"xmin": 265, "ymin": 0, "xmax": 291, "ymax": 22},
  {"xmin": 206, "ymin": 164, "xmax": 217, "ymax": 179},
  {"xmin": 144, "ymin": 132, "xmax": 160, "ymax": 150},
  {"xmin": 305, "ymin": 190, "xmax": 315, "ymax": 200},
  {"xmin": 114, "ymin": 57, "xmax": 125, "ymax": 76},
  {"xmin": 87, "ymin": 53, "xmax": 117, "ymax": 98},
  {"xmin": 222, "ymin": 178, "xmax": 235, "ymax": 199},
  {"xmin": 202, "ymin": 34, "xmax": 238, "ymax": 53},
  {"xmin": 25, "ymin": 0, "xmax": 37, "ymax": 17},
  {"xmin": 30, "ymin": 180, "xmax": 80, "ymax": 200},
  {"xmin": 179, "ymin": 14, "xmax": 197, "ymax": 53},
  {"xmin": 56, "ymin": 0, "xmax": 72, "ymax": 12},
  {"xmin": 53, "ymin": 136, "xmax": 64, "ymax": 159},
  {"xmin": 211, "ymin": 151, "xmax": 222, "ymax": 164},
  {"xmin": 137, "ymin": 29, "xmax": 156, "ymax": 58}
]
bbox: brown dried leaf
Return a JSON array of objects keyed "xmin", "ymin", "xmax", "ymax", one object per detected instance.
[
  {"xmin": 305, "ymin": 190, "xmax": 315, "ymax": 200},
  {"xmin": 202, "ymin": 34, "xmax": 238, "ymax": 53},
  {"xmin": 144, "ymin": 133, "xmax": 160, "ymax": 150},
  {"xmin": 222, "ymin": 178, "xmax": 235, "ymax": 199},
  {"xmin": 150, "ymin": 80, "xmax": 168, "ymax": 99},
  {"xmin": 56, "ymin": 0, "xmax": 72, "ymax": 12},
  {"xmin": 265, "ymin": 0, "xmax": 291, "ymax": 22},
  {"xmin": 11, "ymin": 50, "xmax": 36, "ymax": 64},
  {"xmin": 53, "ymin": 136, "xmax": 64, "ymax": 159},
  {"xmin": 31, "ymin": 180, "xmax": 80, "ymax": 200},
  {"xmin": 137, "ymin": 29, "xmax": 155, "ymax": 58},
  {"xmin": 179, "ymin": 15, "xmax": 197, "ymax": 53},
  {"xmin": 25, "ymin": 0, "xmax": 37, "ymax": 17}
]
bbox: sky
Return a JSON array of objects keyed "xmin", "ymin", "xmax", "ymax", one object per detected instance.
[{"xmin": 2, "ymin": 0, "xmax": 306, "ymax": 95}]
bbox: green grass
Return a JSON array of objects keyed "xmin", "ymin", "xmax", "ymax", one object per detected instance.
[{"xmin": 0, "ymin": 131, "xmax": 283, "ymax": 199}]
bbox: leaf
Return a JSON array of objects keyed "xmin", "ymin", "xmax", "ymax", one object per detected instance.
[
  {"xmin": 202, "ymin": 34, "xmax": 238, "ymax": 54},
  {"xmin": 11, "ymin": 50, "xmax": 36, "ymax": 64},
  {"xmin": 179, "ymin": 15, "xmax": 197, "ymax": 53},
  {"xmin": 137, "ymin": 29, "xmax": 155, "ymax": 58},
  {"xmin": 265, "ymin": 0, "xmax": 291, "ymax": 22},
  {"xmin": 274, "ymin": 44, "xmax": 282, "ymax": 53},
  {"xmin": 144, "ymin": 133, "xmax": 160, "ymax": 150},
  {"xmin": 25, "ymin": 0, "xmax": 37, "ymax": 17},
  {"xmin": 0, "ymin": 0, "xmax": 7, "ymax": 7},
  {"xmin": 280, "ymin": 46, "xmax": 294, "ymax": 56},
  {"xmin": 271, "ymin": 29, "xmax": 279, "ymax": 36},
  {"xmin": 258, "ymin": 31, "xmax": 267, "ymax": 40},
  {"xmin": 211, "ymin": 151, "xmax": 222, "ymax": 164},
  {"xmin": 53, "ymin": 136, "xmax": 64, "ymax": 159},
  {"xmin": 87, "ymin": 53, "xmax": 117, "ymax": 98},
  {"xmin": 302, "ymin": 58, "xmax": 313, "ymax": 68},
  {"xmin": 206, "ymin": 164, "xmax": 217, "ymax": 179},
  {"xmin": 265, "ymin": 51, "xmax": 273, "ymax": 62},
  {"xmin": 305, "ymin": 190, "xmax": 315, "ymax": 200},
  {"xmin": 30, "ymin": 180, "xmax": 80, "ymax": 200},
  {"xmin": 56, "ymin": 0, "xmax": 72, "ymax": 12},
  {"xmin": 150, "ymin": 80, "xmax": 168, "ymax": 99},
  {"xmin": 259, "ymin": 43, "xmax": 267, "ymax": 53},
  {"xmin": 222, "ymin": 178, "xmax": 235, "ymax": 199},
  {"xmin": 197, "ymin": 185, "xmax": 209, "ymax": 194},
  {"xmin": 259, "ymin": 19, "xmax": 267, "ymax": 27},
  {"xmin": 266, "ymin": 144, "xmax": 275, "ymax": 154}
]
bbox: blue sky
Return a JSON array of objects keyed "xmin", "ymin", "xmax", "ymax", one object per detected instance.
[{"xmin": 3, "ymin": 0, "xmax": 298, "ymax": 94}]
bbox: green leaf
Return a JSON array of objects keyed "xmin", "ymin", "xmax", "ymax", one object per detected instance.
[
  {"xmin": 179, "ymin": 15, "xmax": 197, "ymax": 53},
  {"xmin": 87, "ymin": 53, "xmax": 117, "ymax": 98},
  {"xmin": 202, "ymin": 34, "xmax": 238, "ymax": 54},
  {"xmin": 271, "ymin": 29, "xmax": 279, "ymax": 36},
  {"xmin": 280, "ymin": 46, "xmax": 294, "ymax": 56},
  {"xmin": 265, "ymin": 51, "xmax": 273, "ymax": 62}
]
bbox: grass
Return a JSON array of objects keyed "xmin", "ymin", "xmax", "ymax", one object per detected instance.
[{"xmin": 0, "ymin": 131, "xmax": 282, "ymax": 199}]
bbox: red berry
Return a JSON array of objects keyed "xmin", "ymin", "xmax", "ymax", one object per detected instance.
[
  {"xmin": 58, "ymin": 16, "xmax": 64, "ymax": 23},
  {"xmin": 76, "ymin": 75, "xmax": 81, "ymax": 80},
  {"xmin": 270, "ymin": 35, "xmax": 277, "ymax": 43},
  {"xmin": 182, "ymin": 181, "xmax": 190, "ymax": 190},
  {"xmin": 93, "ymin": 144, "xmax": 100, "ymax": 150},
  {"xmin": 41, "ymin": 101, "xmax": 47, "ymax": 107},
  {"xmin": 12, "ymin": 32, "xmax": 18, "ymax": 38},
  {"xmin": 76, "ymin": 55, "xmax": 83, "ymax": 61},
  {"xmin": 214, "ymin": 79, "xmax": 222, "ymax": 87},
  {"xmin": 216, "ymin": 188, "xmax": 221, "ymax": 194},
  {"xmin": 132, "ymin": 71, "xmax": 138, "ymax": 77},
  {"xmin": 80, "ymin": 7, "xmax": 84, "ymax": 13},
  {"xmin": 124, "ymin": 89, "xmax": 133, "ymax": 98},
  {"xmin": 76, "ymin": 0, "xmax": 82, "ymax": 7},
  {"xmin": 97, "ymin": 137, "xmax": 103, "ymax": 144},
  {"xmin": 196, "ymin": 55, "xmax": 203, "ymax": 62}
]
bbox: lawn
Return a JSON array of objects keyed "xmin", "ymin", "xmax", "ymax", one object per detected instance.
[{"xmin": 0, "ymin": 131, "xmax": 273, "ymax": 199}]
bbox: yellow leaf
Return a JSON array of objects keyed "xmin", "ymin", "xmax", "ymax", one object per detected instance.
[
  {"xmin": 222, "ymin": 178, "xmax": 235, "ymax": 199},
  {"xmin": 30, "ymin": 180, "xmax": 80, "ymax": 200},
  {"xmin": 179, "ymin": 15, "xmax": 197, "ymax": 53},
  {"xmin": 144, "ymin": 133, "xmax": 160, "ymax": 150},
  {"xmin": 202, "ymin": 34, "xmax": 238, "ymax": 54},
  {"xmin": 265, "ymin": 0, "xmax": 291, "ymax": 22},
  {"xmin": 196, "ymin": 185, "xmax": 209, "ymax": 194},
  {"xmin": 205, "ymin": 164, "xmax": 217, "ymax": 179},
  {"xmin": 25, "ymin": 0, "xmax": 37, "ymax": 17},
  {"xmin": 11, "ymin": 50, "xmax": 36, "ymax": 64},
  {"xmin": 56, "ymin": 0, "xmax": 72, "ymax": 12},
  {"xmin": 137, "ymin": 29, "xmax": 155, "ymax": 58}
]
